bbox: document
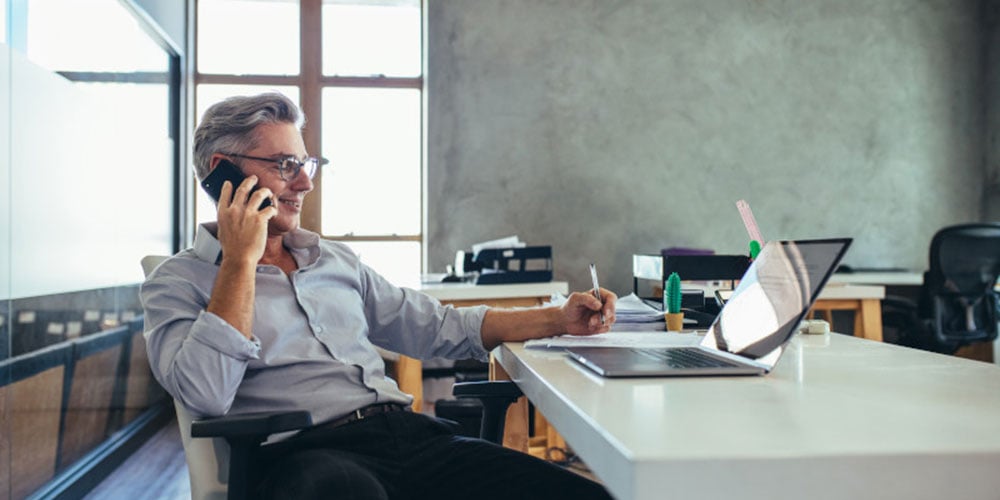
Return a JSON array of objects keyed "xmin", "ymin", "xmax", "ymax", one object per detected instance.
[
  {"xmin": 471, "ymin": 235, "xmax": 526, "ymax": 257},
  {"xmin": 525, "ymin": 330, "xmax": 703, "ymax": 349},
  {"xmin": 547, "ymin": 292, "xmax": 696, "ymax": 325},
  {"xmin": 613, "ymin": 293, "xmax": 667, "ymax": 323}
]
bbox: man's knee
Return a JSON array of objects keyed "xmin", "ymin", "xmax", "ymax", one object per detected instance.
[{"xmin": 259, "ymin": 449, "xmax": 388, "ymax": 500}]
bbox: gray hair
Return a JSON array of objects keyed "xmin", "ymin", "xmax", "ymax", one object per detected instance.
[{"xmin": 193, "ymin": 92, "xmax": 305, "ymax": 180}]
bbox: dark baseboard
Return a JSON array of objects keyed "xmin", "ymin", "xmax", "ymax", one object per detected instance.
[{"xmin": 30, "ymin": 401, "xmax": 173, "ymax": 500}]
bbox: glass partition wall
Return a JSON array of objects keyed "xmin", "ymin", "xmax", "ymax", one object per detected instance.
[{"xmin": 1, "ymin": 1, "xmax": 177, "ymax": 498}]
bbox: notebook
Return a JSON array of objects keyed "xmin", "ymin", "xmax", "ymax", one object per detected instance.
[{"xmin": 565, "ymin": 238, "xmax": 852, "ymax": 377}]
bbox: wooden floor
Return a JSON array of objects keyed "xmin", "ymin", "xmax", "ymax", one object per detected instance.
[{"xmin": 85, "ymin": 417, "xmax": 190, "ymax": 500}]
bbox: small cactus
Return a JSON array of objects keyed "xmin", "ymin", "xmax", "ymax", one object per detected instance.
[{"xmin": 665, "ymin": 272, "xmax": 682, "ymax": 314}]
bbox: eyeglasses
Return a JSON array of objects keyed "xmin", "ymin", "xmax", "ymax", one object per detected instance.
[{"xmin": 225, "ymin": 152, "xmax": 328, "ymax": 181}]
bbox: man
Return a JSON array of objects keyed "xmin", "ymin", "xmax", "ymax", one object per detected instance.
[{"xmin": 141, "ymin": 92, "xmax": 617, "ymax": 499}]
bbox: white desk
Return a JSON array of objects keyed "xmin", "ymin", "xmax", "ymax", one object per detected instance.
[
  {"xmin": 419, "ymin": 281, "xmax": 568, "ymax": 305},
  {"xmin": 495, "ymin": 334, "xmax": 1000, "ymax": 500},
  {"xmin": 828, "ymin": 271, "xmax": 924, "ymax": 286}
]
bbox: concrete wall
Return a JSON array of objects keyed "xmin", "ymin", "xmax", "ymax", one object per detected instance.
[
  {"xmin": 986, "ymin": 1, "xmax": 1000, "ymax": 219},
  {"xmin": 427, "ymin": 0, "xmax": 987, "ymax": 294}
]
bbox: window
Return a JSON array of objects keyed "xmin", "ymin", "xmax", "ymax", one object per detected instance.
[{"xmin": 196, "ymin": 0, "xmax": 424, "ymax": 284}]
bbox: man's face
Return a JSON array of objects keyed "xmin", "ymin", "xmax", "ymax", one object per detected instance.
[{"xmin": 235, "ymin": 122, "xmax": 314, "ymax": 236}]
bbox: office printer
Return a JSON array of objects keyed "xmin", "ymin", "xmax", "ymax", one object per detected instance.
[
  {"xmin": 455, "ymin": 246, "xmax": 554, "ymax": 285},
  {"xmin": 632, "ymin": 251, "xmax": 750, "ymax": 326}
]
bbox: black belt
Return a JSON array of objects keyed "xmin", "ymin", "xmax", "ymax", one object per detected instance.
[{"xmin": 316, "ymin": 403, "xmax": 410, "ymax": 431}]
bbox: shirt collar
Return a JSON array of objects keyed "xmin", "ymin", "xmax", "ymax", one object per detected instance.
[{"xmin": 192, "ymin": 222, "xmax": 322, "ymax": 266}]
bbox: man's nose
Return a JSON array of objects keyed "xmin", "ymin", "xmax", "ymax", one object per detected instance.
[{"xmin": 289, "ymin": 169, "xmax": 314, "ymax": 192}]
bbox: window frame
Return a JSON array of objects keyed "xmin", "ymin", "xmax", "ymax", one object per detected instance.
[{"xmin": 193, "ymin": 0, "xmax": 426, "ymax": 272}]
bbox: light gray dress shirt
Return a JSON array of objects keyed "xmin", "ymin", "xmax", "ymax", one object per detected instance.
[{"xmin": 140, "ymin": 223, "xmax": 489, "ymax": 425}]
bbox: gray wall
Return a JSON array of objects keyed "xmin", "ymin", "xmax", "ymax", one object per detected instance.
[
  {"xmin": 428, "ymin": 0, "xmax": 988, "ymax": 294},
  {"xmin": 987, "ymin": 0, "xmax": 1000, "ymax": 218}
]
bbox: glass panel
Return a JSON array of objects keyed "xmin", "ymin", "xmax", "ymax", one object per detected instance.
[
  {"xmin": 198, "ymin": 0, "xmax": 299, "ymax": 75},
  {"xmin": 11, "ymin": 12, "xmax": 171, "ymax": 298},
  {"xmin": 24, "ymin": 0, "xmax": 165, "ymax": 73},
  {"xmin": 194, "ymin": 84, "xmax": 301, "ymax": 226},
  {"xmin": 321, "ymin": 87, "xmax": 421, "ymax": 236},
  {"xmin": 342, "ymin": 241, "xmax": 421, "ymax": 287},
  {"xmin": 1, "ymin": 45, "xmax": 9, "ymax": 366},
  {"xmin": 1, "ymin": 45, "xmax": 10, "ymax": 305},
  {"xmin": 3, "ymin": 1, "xmax": 174, "ymax": 496},
  {"xmin": 0, "ymin": 0, "xmax": 6, "ymax": 44},
  {"xmin": 322, "ymin": 1, "xmax": 421, "ymax": 77}
]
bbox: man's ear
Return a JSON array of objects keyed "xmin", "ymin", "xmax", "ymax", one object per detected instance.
[{"xmin": 208, "ymin": 154, "xmax": 228, "ymax": 172}]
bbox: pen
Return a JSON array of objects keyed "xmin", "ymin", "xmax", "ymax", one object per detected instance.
[{"xmin": 589, "ymin": 263, "xmax": 606, "ymax": 325}]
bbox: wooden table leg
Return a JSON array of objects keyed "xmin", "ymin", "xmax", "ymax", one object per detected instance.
[
  {"xmin": 395, "ymin": 355, "xmax": 423, "ymax": 412},
  {"xmin": 812, "ymin": 299, "xmax": 884, "ymax": 342},
  {"xmin": 857, "ymin": 298, "xmax": 883, "ymax": 342}
]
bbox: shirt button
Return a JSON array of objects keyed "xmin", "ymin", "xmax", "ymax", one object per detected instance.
[{"xmin": 313, "ymin": 325, "xmax": 323, "ymax": 333}]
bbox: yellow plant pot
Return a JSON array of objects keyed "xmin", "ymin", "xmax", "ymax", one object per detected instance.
[{"xmin": 665, "ymin": 312, "xmax": 684, "ymax": 332}]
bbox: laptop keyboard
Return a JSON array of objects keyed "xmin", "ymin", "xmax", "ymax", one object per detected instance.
[{"xmin": 632, "ymin": 348, "xmax": 739, "ymax": 369}]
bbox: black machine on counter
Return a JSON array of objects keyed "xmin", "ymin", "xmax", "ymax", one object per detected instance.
[
  {"xmin": 632, "ymin": 252, "xmax": 751, "ymax": 327},
  {"xmin": 453, "ymin": 246, "xmax": 554, "ymax": 285}
]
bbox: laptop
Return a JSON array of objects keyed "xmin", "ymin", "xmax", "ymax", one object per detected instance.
[{"xmin": 566, "ymin": 238, "xmax": 852, "ymax": 377}]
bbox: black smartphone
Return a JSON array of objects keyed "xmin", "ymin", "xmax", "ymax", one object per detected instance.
[{"xmin": 201, "ymin": 159, "xmax": 272, "ymax": 209}]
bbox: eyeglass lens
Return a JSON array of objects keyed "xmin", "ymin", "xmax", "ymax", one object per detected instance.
[{"xmin": 279, "ymin": 158, "xmax": 318, "ymax": 180}]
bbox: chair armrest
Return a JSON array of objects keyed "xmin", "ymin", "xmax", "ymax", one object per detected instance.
[
  {"xmin": 190, "ymin": 410, "xmax": 313, "ymax": 440},
  {"xmin": 191, "ymin": 411, "xmax": 312, "ymax": 500},
  {"xmin": 453, "ymin": 380, "xmax": 522, "ymax": 400},
  {"xmin": 453, "ymin": 381, "xmax": 523, "ymax": 444}
]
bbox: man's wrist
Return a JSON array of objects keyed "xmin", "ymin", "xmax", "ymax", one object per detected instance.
[
  {"xmin": 543, "ymin": 305, "xmax": 565, "ymax": 336},
  {"xmin": 219, "ymin": 253, "xmax": 258, "ymax": 272}
]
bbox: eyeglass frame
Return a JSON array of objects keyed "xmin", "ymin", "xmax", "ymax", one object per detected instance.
[{"xmin": 223, "ymin": 152, "xmax": 328, "ymax": 181}]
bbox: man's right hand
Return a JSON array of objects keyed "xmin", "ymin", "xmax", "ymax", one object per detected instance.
[
  {"xmin": 216, "ymin": 176, "xmax": 277, "ymax": 265},
  {"xmin": 207, "ymin": 175, "xmax": 277, "ymax": 339}
]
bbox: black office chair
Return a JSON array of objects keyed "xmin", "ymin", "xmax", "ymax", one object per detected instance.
[
  {"xmin": 190, "ymin": 380, "xmax": 521, "ymax": 500},
  {"xmin": 882, "ymin": 223, "xmax": 1000, "ymax": 354}
]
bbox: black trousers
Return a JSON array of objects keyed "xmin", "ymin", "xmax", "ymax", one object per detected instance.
[{"xmin": 255, "ymin": 410, "xmax": 613, "ymax": 500}]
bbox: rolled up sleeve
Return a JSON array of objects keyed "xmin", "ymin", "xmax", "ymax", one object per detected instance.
[{"xmin": 141, "ymin": 259, "xmax": 261, "ymax": 417}]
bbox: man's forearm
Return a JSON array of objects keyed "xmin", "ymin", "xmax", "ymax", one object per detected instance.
[
  {"xmin": 480, "ymin": 306, "xmax": 564, "ymax": 351},
  {"xmin": 206, "ymin": 257, "xmax": 257, "ymax": 339}
]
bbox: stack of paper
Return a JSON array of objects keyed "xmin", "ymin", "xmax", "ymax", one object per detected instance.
[
  {"xmin": 614, "ymin": 293, "xmax": 665, "ymax": 323},
  {"xmin": 471, "ymin": 235, "xmax": 526, "ymax": 256}
]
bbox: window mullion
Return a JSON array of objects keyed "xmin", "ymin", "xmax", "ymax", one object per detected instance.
[{"xmin": 300, "ymin": 0, "xmax": 323, "ymax": 233}]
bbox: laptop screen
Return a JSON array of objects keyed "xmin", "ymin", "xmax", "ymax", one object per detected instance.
[{"xmin": 699, "ymin": 238, "xmax": 851, "ymax": 368}]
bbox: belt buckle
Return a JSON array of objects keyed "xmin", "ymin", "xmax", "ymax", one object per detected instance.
[{"xmin": 354, "ymin": 408, "xmax": 364, "ymax": 421}]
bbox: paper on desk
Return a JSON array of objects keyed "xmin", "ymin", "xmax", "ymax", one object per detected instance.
[
  {"xmin": 525, "ymin": 330, "xmax": 702, "ymax": 349},
  {"xmin": 471, "ymin": 235, "xmax": 526, "ymax": 256},
  {"xmin": 613, "ymin": 293, "xmax": 667, "ymax": 323},
  {"xmin": 549, "ymin": 292, "xmax": 693, "ymax": 324}
]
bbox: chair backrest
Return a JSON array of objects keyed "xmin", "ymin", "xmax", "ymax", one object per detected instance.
[
  {"xmin": 140, "ymin": 255, "xmax": 168, "ymax": 278},
  {"xmin": 142, "ymin": 255, "xmax": 230, "ymax": 500},
  {"xmin": 174, "ymin": 401, "xmax": 230, "ymax": 500},
  {"xmin": 920, "ymin": 224, "xmax": 1000, "ymax": 345}
]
